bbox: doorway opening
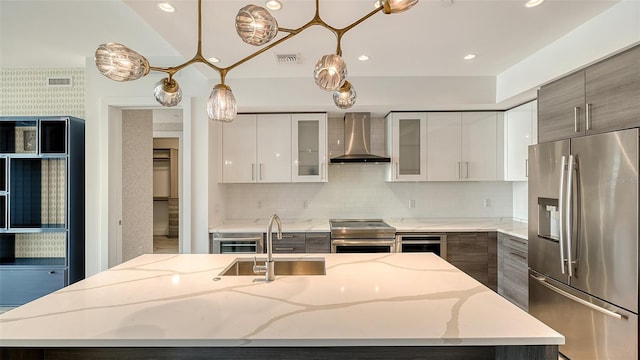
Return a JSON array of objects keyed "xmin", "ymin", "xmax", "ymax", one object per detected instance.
[{"xmin": 153, "ymin": 137, "xmax": 179, "ymax": 254}]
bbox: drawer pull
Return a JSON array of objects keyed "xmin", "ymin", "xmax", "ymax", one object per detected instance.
[
  {"xmin": 509, "ymin": 252, "xmax": 527, "ymax": 261},
  {"xmin": 274, "ymin": 247, "xmax": 295, "ymax": 251},
  {"xmin": 49, "ymin": 271, "xmax": 56, "ymax": 275},
  {"xmin": 508, "ymin": 237, "xmax": 527, "ymax": 245}
]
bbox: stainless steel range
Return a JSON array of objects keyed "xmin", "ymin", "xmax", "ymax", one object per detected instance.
[{"xmin": 330, "ymin": 219, "xmax": 396, "ymax": 253}]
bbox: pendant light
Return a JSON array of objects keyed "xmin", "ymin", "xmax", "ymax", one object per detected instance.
[{"xmin": 94, "ymin": 0, "xmax": 419, "ymax": 122}]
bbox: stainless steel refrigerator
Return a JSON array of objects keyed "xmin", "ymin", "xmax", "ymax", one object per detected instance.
[{"xmin": 528, "ymin": 128, "xmax": 638, "ymax": 359}]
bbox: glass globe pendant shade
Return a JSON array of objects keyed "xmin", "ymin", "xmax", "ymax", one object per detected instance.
[
  {"xmin": 235, "ymin": 5, "xmax": 279, "ymax": 46},
  {"xmin": 94, "ymin": 43, "xmax": 150, "ymax": 81},
  {"xmin": 153, "ymin": 78, "xmax": 182, "ymax": 107},
  {"xmin": 381, "ymin": 0, "xmax": 419, "ymax": 14},
  {"xmin": 333, "ymin": 81, "xmax": 357, "ymax": 109},
  {"xmin": 313, "ymin": 54, "xmax": 347, "ymax": 92},
  {"xmin": 207, "ymin": 84, "xmax": 237, "ymax": 122}
]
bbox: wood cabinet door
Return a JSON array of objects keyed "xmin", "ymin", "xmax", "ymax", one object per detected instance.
[
  {"xmin": 585, "ymin": 46, "xmax": 640, "ymax": 135},
  {"xmin": 426, "ymin": 112, "xmax": 461, "ymax": 181},
  {"xmin": 221, "ymin": 114, "xmax": 257, "ymax": 183},
  {"xmin": 446, "ymin": 232, "xmax": 489, "ymax": 287},
  {"xmin": 461, "ymin": 112, "xmax": 497, "ymax": 181},
  {"xmin": 498, "ymin": 233, "xmax": 528, "ymax": 310},
  {"xmin": 538, "ymin": 71, "xmax": 585, "ymax": 143},
  {"xmin": 257, "ymin": 114, "xmax": 292, "ymax": 183}
]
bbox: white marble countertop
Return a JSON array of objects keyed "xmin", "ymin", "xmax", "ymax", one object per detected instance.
[
  {"xmin": 210, "ymin": 218, "xmax": 528, "ymax": 239},
  {"xmin": 0, "ymin": 253, "xmax": 561, "ymax": 347}
]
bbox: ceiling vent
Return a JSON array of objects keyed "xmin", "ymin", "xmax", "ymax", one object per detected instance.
[
  {"xmin": 275, "ymin": 53, "xmax": 302, "ymax": 64},
  {"xmin": 46, "ymin": 76, "xmax": 73, "ymax": 87}
]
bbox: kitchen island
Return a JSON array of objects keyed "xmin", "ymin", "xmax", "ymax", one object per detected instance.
[{"xmin": 0, "ymin": 253, "xmax": 562, "ymax": 359}]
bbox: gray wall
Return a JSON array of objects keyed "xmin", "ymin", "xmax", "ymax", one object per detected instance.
[{"xmin": 122, "ymin": 110, "xmax": 153, "ymax": 261}]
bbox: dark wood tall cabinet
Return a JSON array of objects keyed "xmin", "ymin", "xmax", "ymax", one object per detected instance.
[
  {"xmin": 0, "ymin": 116, "xmax": 85, "ymax": 306},
  {"xmin": 538, "ymin": 45, "xmax": 640, "ymax": 143}
]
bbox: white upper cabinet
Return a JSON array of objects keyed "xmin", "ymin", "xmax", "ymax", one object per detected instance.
[
  {"xmin": 504, "ymin": 100, "xmax": 537, "ymax": 181},
  {"xmin": 426, "ymin": 112, "xmax": 461, "ymax": 181},
  {"xmin": 220, "ymin": 114, "xmax": 257, "ymax": 183},
  {"xmin": 386, "ymin": 112, "xmax": 427, "ymax": 182},
  {"xmin": 291, "ymin": 113, "xmax": 327, "ymax": 182},
  {"xmin": 257, "ymin": 114, "xmax": 292, "ymax": 183},
  {"xmin": 427, "ymin": 112, "xmax": 499, "ymax": 181},
  {"xmin": 462, "ymin": 112, "xmax": 498, "ymax": 181},
  {"xmin": 219, "ymin": 113, "xmax": 327, "ymax": 183}
]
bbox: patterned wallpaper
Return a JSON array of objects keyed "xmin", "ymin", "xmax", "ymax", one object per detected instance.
[
  {"xmin": 0, "ymin": 68, "xmax": 85, "ymax": 118},
  {"xmin": 15, "ymin": 233, "xmax": 66, "ymax": 258},
  {"xmin": 0, "ymin": 68, "xmax": 82, "ymax": 258}
]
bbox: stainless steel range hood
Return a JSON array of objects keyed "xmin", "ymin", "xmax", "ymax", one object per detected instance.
[{"xmin": 330, "ymin": 112, "xmax": 391, "ymax": 164}]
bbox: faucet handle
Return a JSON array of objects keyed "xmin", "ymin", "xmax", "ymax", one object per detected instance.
[{"xmin": 253, "ymin": 256, "xmax": 267, "ymax": 274}]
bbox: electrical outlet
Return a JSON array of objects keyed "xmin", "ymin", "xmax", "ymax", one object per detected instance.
[
  {"xmin": 483, "ymin": 199, "xmax": 491, "ymax": 208},
  {"xmin": 409, "ymin": 199, "xmax": 416, "ymax": 208},
  {"xmin": 303, "ymin": 200, "xmax": 308, "ymax": 209}
]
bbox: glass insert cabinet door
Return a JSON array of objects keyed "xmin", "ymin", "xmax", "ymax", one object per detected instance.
[
  {"xmin": 292, "ymin": 113, "xmax": 327, "ymax": 182},
  {"xmin": 387, "ymin": 112, "xmax": 427, "ymax": 181}
]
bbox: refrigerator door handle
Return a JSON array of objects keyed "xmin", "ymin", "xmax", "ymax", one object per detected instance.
[
  {"xmin": 566, "ymin": 154, "xmax": 575, "ymax": 277},
  {"xmin": 530, "ymin": 275, "xmax": 623, "ymax": 320},
  {"xmin": 558, "ymin": 155, "xmax": 567, "ymax": 274}
]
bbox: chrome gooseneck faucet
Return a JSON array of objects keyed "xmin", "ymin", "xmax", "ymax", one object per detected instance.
[{"xmin": 253, "ymin": 214, "xmax": 282, "ymax": 282}]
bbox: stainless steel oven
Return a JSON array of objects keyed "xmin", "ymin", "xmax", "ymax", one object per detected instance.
[
  {"xmin": 330, "ymin": 219, "xmax": 396, "ymax": 253},
  {"xmin": 397, "ymin": 233, "xmax": 447, "ymax": 258},
  {"xmin": 210, "ymin": 233, "xmax": 263, "ymax": 254}
]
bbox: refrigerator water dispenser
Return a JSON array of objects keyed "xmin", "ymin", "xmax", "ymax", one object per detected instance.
[{"xmin": 537, "ymin": 197, "xmax": 559, "ymax": 240}]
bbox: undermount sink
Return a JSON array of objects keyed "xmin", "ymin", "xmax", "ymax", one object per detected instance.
[{"xmin": 219, "ymin": 257, "xmax": 326, "ymax": 276}]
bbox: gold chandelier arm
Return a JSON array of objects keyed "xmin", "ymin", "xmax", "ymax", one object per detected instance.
[
  {"xmin": 339, "ymin": 6, "xmax": 384, "ymax": 35},
  {"xmin": 148, "ymin": 0, "xmax": 385, "ymax": 84}
]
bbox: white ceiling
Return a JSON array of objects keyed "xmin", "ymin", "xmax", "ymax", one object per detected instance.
[
  {"xmin": 0, "ymin": 0, "xmax": 619, "ymax": 112},
  {"xmin": 1, "ymin": 0, "xmax": 619, "ymax": 80}
]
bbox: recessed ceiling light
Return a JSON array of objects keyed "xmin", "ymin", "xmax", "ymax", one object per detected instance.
[
  {"xmin": 265, "ymin": 0, "xmax": 282, "ymax": 11},
  {"xmin": 158, "ymin": 2, "xmax": 175, "ymax": 13},
  {"xmin": 209, "ymin": 57, "xmax": 221, "ymax": 63},
  {"xmin": 358, "ymin": 54, "xmax": 370, "ymax": 61},
  {"xmin": 463, "ymin": 54, "xmax": 476, "ymax": 60},
  {"xmin": 525, "ymin": 0, "xmax": 544, "ymax": 8}
]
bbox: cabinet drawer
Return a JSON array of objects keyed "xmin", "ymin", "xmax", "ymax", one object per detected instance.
[
  {"xmin": 0, "ymin": 268, "xmax": 65, "ymax": 306},
  {"xmin": 502, "ymin": 235, "xmax": 527, "ymax": 254},
  {"xmin": 270, "ymin": 233, "xmax": 305, "ymax": 253},
  {"xmin": 306, "ymin": 233, "xmax": 330, "ymax": 253}
]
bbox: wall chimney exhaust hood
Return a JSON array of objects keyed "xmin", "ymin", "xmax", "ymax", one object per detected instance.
[{"xmin": 330, "ymin": 112, "xmax": 391, "ymax": 164}]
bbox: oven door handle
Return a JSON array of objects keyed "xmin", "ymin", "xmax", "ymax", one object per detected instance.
[
  {"xmin": 400, "ymin": 240, "xmax": 442, "ymax": 245},
  {"xmin": 331, "ymin": 239, "xmax": 396, "ymax": 246},
  {"xmin": 215, "ymin": 236, "xmax": 263, "ymax": 242}
]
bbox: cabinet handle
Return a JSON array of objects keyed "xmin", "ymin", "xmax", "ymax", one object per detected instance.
[
  {"xmin": 49, "ymin": 271, "xmax": 56, "ymax": 275},
  {"xmin": 465, "ymin": 162, "xmax": 470, "ymax": 179},
  {"xmin": 320, "ymin": 162, "xmax": 325, "ymax": 180},
  {"xmin": 525, "ymin": 159, "xmax": 529, "ymax": 178},
  {"xmin": 457, "ymin": 161, "xmax": 462, "ymax": 180},
  {"xmin": 574, "ymin": 107, "xmax": 580, "ymax": 133},
  {"xmin": 509, "ymin": 252, "xmax": 527, "ymax": 261},
  {"xmin": 586, "ymin": 103, "xmax": 592, "ymax": 131},
  {"xmin": 259, "ymin": 163, "xmax": 263, "ymax": 180},
  {"xmin": 252, "ymin": 164, "xmax": 255, "ymax": 181},
  {"xmin": 274, "ymin": 247, "xmax": 295, "ymax": 252},
  {"xmin": 508, "ymin": 237, "xmax": 527, "ymax": 246}
]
